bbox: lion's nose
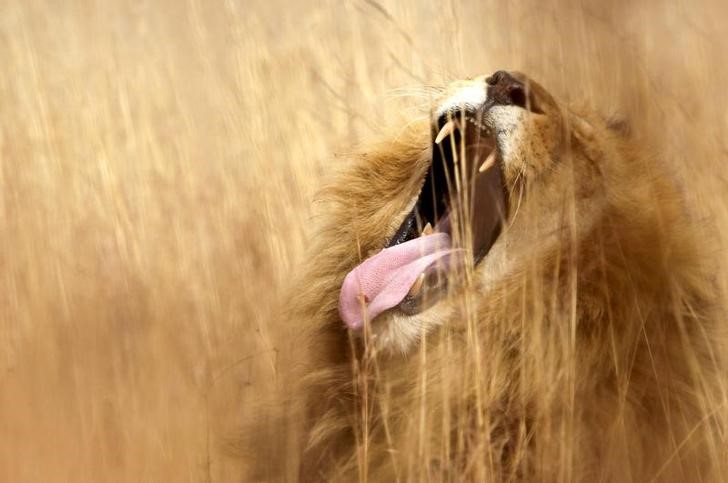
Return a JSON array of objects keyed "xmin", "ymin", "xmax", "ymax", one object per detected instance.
[{"xmin": 485, "ymin": 70, "xmax": 528, "ymax": 109}]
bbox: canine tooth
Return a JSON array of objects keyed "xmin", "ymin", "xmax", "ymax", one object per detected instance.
[
  {"xmin": 479, "ymin": 151, "xmax": 497, "ymax": 173},
  {"xmin": 409, "ymin": 273, "xmax": 425, "ymax": 297},
  {"xmin": 422, "ymin": 222, "xmax": 433, "ymax": 236},
  {"xmin": 435, "ymin": 120, "xmax": 456, "ymax": 144}
]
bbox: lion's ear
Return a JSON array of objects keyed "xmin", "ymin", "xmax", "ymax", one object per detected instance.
[{"xmin": 605, "ymin": 115, "xmax": 631, "ymax": 137}]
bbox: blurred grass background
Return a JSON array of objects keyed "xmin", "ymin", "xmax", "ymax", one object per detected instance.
[{"xmin": 1, "ymin": 0, "xmax": 726, "ymax": 481}]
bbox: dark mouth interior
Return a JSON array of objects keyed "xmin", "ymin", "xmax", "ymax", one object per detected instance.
[
  {"xmin": 386, "ymin": 116, "xmax": 455, "ymax": 247},
  {"xmin": 387, "ymin": 110, "xmax": 507, "ymax": 260},
  {"xmin": 385, "ymin": 108, "xmax": 508, "ymax": 313}
]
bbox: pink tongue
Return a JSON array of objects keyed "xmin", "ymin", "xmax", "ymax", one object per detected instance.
[{"xmin": 338, "ymin": 233, "xmax": 455, "ymax": 329}]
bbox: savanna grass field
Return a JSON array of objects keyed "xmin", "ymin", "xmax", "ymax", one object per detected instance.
[{"xmin": 2, "ymin": 0, "xmax": 728, "ymax": 481}]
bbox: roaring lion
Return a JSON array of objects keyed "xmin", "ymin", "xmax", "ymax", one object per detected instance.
[{"xmin": 280, "ymin": 71, "xmax": 725, "ymax": 481}]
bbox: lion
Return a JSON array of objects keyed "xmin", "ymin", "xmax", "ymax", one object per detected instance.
[{"xmin": 276, "ymin": 71, "xmax": 725, "ymax": 481}]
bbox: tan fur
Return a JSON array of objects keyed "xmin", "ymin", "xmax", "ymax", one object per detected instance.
[{"xmin": 287, "ymin": 74, "xmax": 726, "ymax": 481}]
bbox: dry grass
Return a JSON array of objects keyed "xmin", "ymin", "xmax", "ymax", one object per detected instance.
[{"xmin": 1, "ymin": 0, "xmax": 727, "ymax": 481}]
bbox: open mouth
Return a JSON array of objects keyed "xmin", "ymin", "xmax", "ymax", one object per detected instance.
[
  {"xmin": 338, "ymin": 71, "xmax": 534, "ymax": 330},
  {"xmin": 389, "ymin": 108, "xmax": 508, "ymax": 314},
  {"xmin": 338, "ymin": 106, "xmax": 509, "ymax": 329}
]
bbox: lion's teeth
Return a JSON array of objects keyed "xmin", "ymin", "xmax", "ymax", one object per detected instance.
[
  {"xmin": 435, "ymin": 120, "xmax": 456, "ymax": 144},
  {"xmin": 479, "ymin": 151, "xmax": 497, "ymax": 173},
  {"xmin": 409, "ymin": 273, "xmax": 426, "ymax": 297},
  {"xmin": 421, "ymin": 222, "xmax": 433, "ymax": 236}
]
